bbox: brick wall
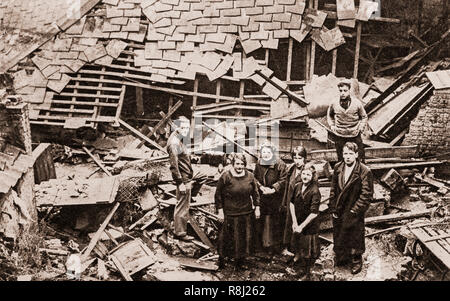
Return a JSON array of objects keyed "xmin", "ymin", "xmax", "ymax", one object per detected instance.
[
  {"xmin": 403, "ymin": 88, "xmax": 450, "ymax": 155},
  {"xmin": 0, "ymin": 103, "xmax": 32, "ymax": 154}
]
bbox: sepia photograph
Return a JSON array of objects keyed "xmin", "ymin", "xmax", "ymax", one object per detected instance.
[{"xmin": 0, "ymin": 0, "xmax": 449, "ymax": 287}]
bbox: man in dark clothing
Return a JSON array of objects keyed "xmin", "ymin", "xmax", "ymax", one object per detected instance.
[
  {"xmin": 329, "ymin": 142, "xmax": 374, "ymax": 274},
  {"xmin": 167, "ymin": 116, "xmax": 194, "ymax": 241},
  {"xmin": 327, "ymin": 79, "xmax": 368, "ymax": 162}
]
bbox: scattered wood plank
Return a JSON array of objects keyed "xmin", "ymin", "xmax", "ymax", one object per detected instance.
[
  {"xmin": 81, "ymin": 202, "xmax": 121, "ymax": 262},
  {"xmin": 308, "ymin": 145, "xmax": 419, "ymax": 162},
  {"xmin": 39, "ymin": 248, "xmax": 69, "ymax": 256},
  {"xmin": 365, "ymin": 210, "xmax": 432, "ymax": 226},
  {"xmin": 365, "ymin": 225, "xmax": 403, "ymax": 237},
  {"xmin": 137, "ymin": 100, "xmax": 183, "ymax": 148},
  {"xmin": 254, "ymin": 70, "xmax": 308, "ymax": 106},
  {"xmin": 365, "ymin": 29, "xmax": 450, "ymax": 114},
  {"xmin": 82, "ymin": 146, "xmax": 112, "ymax": 177},
  {"xmin": 414, "ymin": 174, "xmax": 450, "ymax": 193},
  {"xmin": 119, "ymin": 119, "xmax": 167, "ymax": 153},
  {"xmin": 177, "ymin": 257, "xmax": 218, "ymax": 271},
  {"xmin": 202, "ymin": 121, "xmax": 258, "ymax": 159},
  {"xmin": 188, "ymin": 215, "xmax": 214, "ymax": 249},
  {"xmin": 368, "ymin": 160, "xmax": 445, "ymax": 171}
]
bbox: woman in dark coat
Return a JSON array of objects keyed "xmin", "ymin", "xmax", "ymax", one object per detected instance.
[
  {"xmin": 289, "ymin": 163, "xmax": 321, "ymax": 279},
  {"xmin": 253, "ymin": 141, "xmax": 287, "ymax": 255},
  {"xmin": 280, "ymin": 146, "xmax": 308, "ymax": 256},
  {"xmin": 215, "ymin": 153, "xmax": 261, "ymax": 269}
]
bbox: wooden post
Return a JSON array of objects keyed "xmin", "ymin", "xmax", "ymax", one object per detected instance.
[
  {"xmin": 118, "ymin": 119, "xmax": 167, "ymax": 152},
  {"xmin": 168, "ymin": 85, "xmax": 174, "ymax": 109},
  {"xmin": 82, "ymin": 146, "xmax": 112, "ymax": 177},
  {"xmin": 305, "ymin": 42, "xmax": 311, "ymax": 81},
  {"xmin": 353, "ymin": 21, "xmax": 362, "ymax": 79},
  {"xmin": 309, "ymin": 0, "xmax": 318, "ymax": 80},
  {"xmin": 331, "ymin": 22, "xmax": 338, "ymax": 75},
  {"xmin": 136, "ymin": 87, "xmax": 144, "ymax": 116},
  {"xmin": 418, "ymin": 0, "xmax": 423, "ymax": 34},
  {"xmin": 287, "ymin": 38, "xmax": 293, "ymax": 81},
  {"xmin": 237, "ymin": 80, "xmax": 244, "ymax": 117},
  {"xmin": 332, "ymin": 49, "xmax": 337, "ymax": 75},
  {"xmin": 191, "ymin": 78, "xmax": 199, "ymax": 139},
  {"xmin": 215, "ymin": 80, "xmax": 221, "ymax": 103}
]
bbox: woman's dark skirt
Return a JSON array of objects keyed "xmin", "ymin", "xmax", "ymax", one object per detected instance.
[
  {"xmin": 218, "ymin": 212, "xmax": 255, "ymax": 260},
  {"xmin": 260, "ymin": 214, "xmax": 284, "ymax": 248},
  {"xmin": 290, "ymin": 232, "xmax": 320, "ymax": 259}
]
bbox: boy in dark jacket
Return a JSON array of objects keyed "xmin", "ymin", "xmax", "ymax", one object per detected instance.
[{"xmin": 330, "ymin": 142, "xmax": 373, "ymax": 274}]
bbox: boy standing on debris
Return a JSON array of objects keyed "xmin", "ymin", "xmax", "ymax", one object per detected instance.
[
  {"xmin": 327, "ymin": 79, "xmax": 368, "ymax": 162},
  {"xmin": 329, "ymin": 142, "xmax": 374, "ymax": 274},
  {"xmin": 167, "ymin": 116, "xmax": 195, "ymax": 241}
]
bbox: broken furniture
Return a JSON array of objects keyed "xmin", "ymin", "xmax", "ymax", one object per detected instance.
[
  {"xmin": 408, "ymin": 222, "xmax": 450, "ymax": 281},
  {"xmin": 109, "ymin": 238, "xmax": 156, "ymax": 281}
]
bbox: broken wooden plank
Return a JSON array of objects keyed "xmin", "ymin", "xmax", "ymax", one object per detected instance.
[
  {"xmin": 369, "ymin": 160, "xmax": 445, "ymax": 171},
  {"xmin": 39, "ymin": 248, "xmax": 70, "ymax": 256},
  {"xmin": 187, "ymin": 215, "xmax": 214, "ymax": 249},
  {"xmin": 365, "ymin": 225, "xmax": 403, "ymax": 237},
  {"xmin": 177, "ymin": 257, "xmax": 219, "ymax": 271},
  {"xmin": 118, "ymin": 119, "xmax": 166, "ymax": 153},
  {"xmin": 202, "ymin": 121, "xmax": 258, "ymax": 159},
  {"xmin": 136, "ymin": 100, "xmax": 182, "ymax": 148},
  {"xmin": 414, "ymin": 174, "xmax": 449, "ymax": 193},
  {"xmin": 365, "ymin": 29, "xmax": 450, "ymax": 114},
  {"xmin": 255, "ymin": 70, "xmax": 308, "ymax": 106},
  {"xmin": 308, "ymin": 145, "xmax": 419, "ymax": 162},
  {"xmin": 81, "ymin": 202, "xmax": 121, "ymax": 262},
  {"xmin": 365, "ymin": 210, "xmax": 432, "ymax": 225},
  {"xmin": 82, "ymin": 146, "xmax": 112, "ymax": 177},
  {"xmin": 110, "ymin": 254, "xmax": 133, "ymax": 281}
]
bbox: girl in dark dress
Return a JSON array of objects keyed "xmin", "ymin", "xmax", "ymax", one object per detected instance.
[
  {"xmin": 281, "ymin": 146, "xmax": 308, "ymax": 256},
  {"xmin": 289, "ymin": 163, "xmax": 321, "ymax": 279},
  {"xmin": 215, "ymin": 153, "xmax": 261, "ymax": 269}
]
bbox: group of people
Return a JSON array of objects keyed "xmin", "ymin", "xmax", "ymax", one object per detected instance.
[{"xmin": 167, "ymin": 79, "xmax": 373, "ymax": 280}]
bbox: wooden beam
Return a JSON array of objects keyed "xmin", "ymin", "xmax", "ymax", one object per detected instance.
[
  {"xmin": 118, "ymin": 119, "xmax": 166, "ymax": 152},
  {"xmin": 136, "ymin": 87, "xmax": 144, "ymax": 117},
  {"xmin": 202, "ymin": 121, "xmax": 258, "ymax": 158},
  {"xmin": 81, "ymin": 202, "xmax": 121, "ymax": 262},
  {"xmin": 82, "ymin": 146, "xmax": 113, "ymax": 177},
  {"xmin": 137, "ymin": 100, "xmax": 183, "ymax": 148},
  {"xmin": 365, "ymin": 29, "xmax": 450, "ymax": 114},
  {"xmin": 353, "ymin": 21, "xmax": 362, "ymax": 79},
  {"xmin": 191, "ymin": 78, "xmax": 199, "ymax": 139},
  {"xmin": 308, "ymin": 145, "xmax": 419, "ymax": 162},
  {"xmin": 365, "ymin": 210, "xmax": 432, "ymax": 225},
  {"xmin": 215, "ymin": 80, "xmax": 221, "ymax": 103},
  {"xmin": 114, "ymin": 86, "xmax": 126, "ymax": 126},
  {"xmin": 254, "ymin": 70, "xmax": 308, "ymax": 106},
  {"xmin": 287, "ymin": 38, "xmax": 293, "ymax": 81},
  {"xmin": 187, "ymin": 215, "xmax": 214, "ymax": 249},
  {"xmin": 306, "ymin": 42, "xmax": 311, "ymax": 81},
  {"xmin": 332, "ymin": 49, "xmax": 337, "ymax": 75}
]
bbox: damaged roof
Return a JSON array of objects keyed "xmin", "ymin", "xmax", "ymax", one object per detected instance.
[{"xmin": 2, "ymin": 0, "xmax": 377, "ymax": 126}]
